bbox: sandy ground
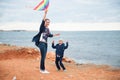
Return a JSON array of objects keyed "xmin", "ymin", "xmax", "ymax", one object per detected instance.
[{"xmin": 0, "ymin": 44, "xmax": 120, "ymax": 80}]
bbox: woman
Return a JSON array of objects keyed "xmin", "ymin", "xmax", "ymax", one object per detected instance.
[{"xmin": 32, "ymin": 10, "xmax": 60, "ymax": 73}]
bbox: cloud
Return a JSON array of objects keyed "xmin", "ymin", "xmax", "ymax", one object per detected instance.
[
  {"xmin": 75, "ymin": 0, "xmax": 101, "ymax": 5},
  {"xmin": 0, "ymin": 0, "xmax": 120, "ymax": 24}
]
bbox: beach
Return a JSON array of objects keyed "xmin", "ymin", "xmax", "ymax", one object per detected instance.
[{"xmin": 0, "ymin": 44, "xmax": 120, "ymax": 80}]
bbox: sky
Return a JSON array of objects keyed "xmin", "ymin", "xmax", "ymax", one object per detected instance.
[{"xmin": 0, "ymin": 0, "xmax": 120, "ymax": 31}]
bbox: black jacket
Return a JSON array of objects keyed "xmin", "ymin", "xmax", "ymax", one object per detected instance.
[
  {"xmin": 52, "ymin": 42, "xmax": 68, "ymax": 57},
  {"xmin": 32, "ymin": 20, "xmax": 53, "ymax": 46}
]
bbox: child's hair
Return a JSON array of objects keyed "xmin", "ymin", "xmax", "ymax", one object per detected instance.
[
  {"xmin": 59, "ymin": 38, "xmax": 63, "ymax": 41},
  {"xmin": 59, "ymin": 39, "xmax": 63, "ymax": 41}
]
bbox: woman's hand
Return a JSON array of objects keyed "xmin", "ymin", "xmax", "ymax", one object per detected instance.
[
  {"xmin": 54, "ymin": 33, "xmax": 60, "ymax": 37},
  {"xmin": 45, "ymin": 9, "xmax": 48, "ymax": 14}
]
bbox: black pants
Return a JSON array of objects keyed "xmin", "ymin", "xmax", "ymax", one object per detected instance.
[
  {"xmin": 55, "ymin": 56, "xmax": 66, "ymax": 70},
  {"xmin": 38, "ymin": 42, "xmax": 47, "ymax": 70}
]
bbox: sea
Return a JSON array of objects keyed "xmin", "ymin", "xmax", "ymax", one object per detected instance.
[{"xmin": 0, "ymin": 31, "xmax": 120, "ymax": 68}]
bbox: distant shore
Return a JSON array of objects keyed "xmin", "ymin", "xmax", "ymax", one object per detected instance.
[
  {"xmin": 0, "ymin": 29, "xmax": 120, "ymax": 32},
  {"xmin": 0, "ymin": 30, "xmax": 27, "ymax": 32},
  {"xmin": 0, "ymin": 44, "xmax": 120, "ymax": 80}
]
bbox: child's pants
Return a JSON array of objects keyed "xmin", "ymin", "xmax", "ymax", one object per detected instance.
[{"xmin": 55, "ymin": 55, "xmax": 66, "ymax": 70}]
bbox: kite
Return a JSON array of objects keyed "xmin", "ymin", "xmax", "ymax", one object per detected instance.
[{"xmin": 33, "ymin": 0, "xmax": 49, "ymax": 11}]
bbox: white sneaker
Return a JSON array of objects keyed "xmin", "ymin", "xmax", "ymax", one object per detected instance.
[
  {"xmin": 40, "ymin": 70, "xmax": 50, "ymax": 74},
  {"xmin": 63, "ymin": 70, "xmax": 67, "ymax": 72}
]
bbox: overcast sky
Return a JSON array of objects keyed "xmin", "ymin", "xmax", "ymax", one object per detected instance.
[{"xmin": 0, "ymin": 0, "xmax": 120, "ymax": 30}]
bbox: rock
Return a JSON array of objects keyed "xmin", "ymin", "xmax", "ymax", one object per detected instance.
[{"xmin": 63, "ymin": 57, "xmax": 75, "ymax": 63}]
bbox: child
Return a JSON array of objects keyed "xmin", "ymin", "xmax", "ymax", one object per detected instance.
[{"xmin": 52, "ymin": 39, "xmax": 68, "ymax": 71}]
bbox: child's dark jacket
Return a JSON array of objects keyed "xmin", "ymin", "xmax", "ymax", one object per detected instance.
[{"xmin": 52, "ymin": 42, "xmax": 68, "ymax": 57}]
